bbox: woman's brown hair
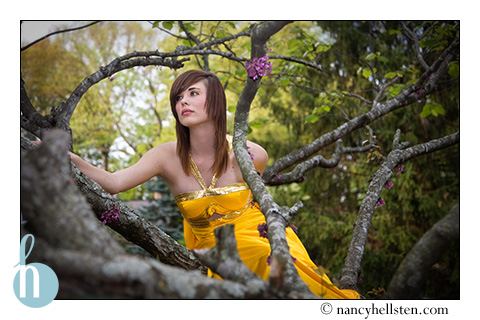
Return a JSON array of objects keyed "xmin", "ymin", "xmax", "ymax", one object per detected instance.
[{"xmin": 170, "ymin": 70, "xmax": 229, "ymax": 176}]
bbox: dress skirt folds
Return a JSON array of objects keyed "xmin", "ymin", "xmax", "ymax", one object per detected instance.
[{"xmin": 175, "ymin": 180, "xmax": 359, "ymax": 299}]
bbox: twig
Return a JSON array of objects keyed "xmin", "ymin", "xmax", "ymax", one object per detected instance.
[{"xmin": 21, "ymin": 21, "xmax": 101, "ymax": 51}]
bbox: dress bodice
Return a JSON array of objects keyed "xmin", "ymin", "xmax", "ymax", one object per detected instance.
[
  {"xmin": 175, "ymin": 182, "xmax": 253, "ymax": 223},
  {"xmin": 173, "ymin": 148, "xmax": 256, "ymax": 248}
]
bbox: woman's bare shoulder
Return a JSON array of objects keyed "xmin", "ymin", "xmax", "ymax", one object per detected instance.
[
  {"xmin": 148, "ymin": 141, "xmax": 177, "ymax": 157},
  {"xmin": 138, "ymin": 141, "xmax": 177, "ymax": 174},
  {"xmin": 246, "ymin": 140, "xmax": 268, "ymax": 173},
  {"xmin": 246, "ymin": 140, "xmax": 267, "ymax": 156}
]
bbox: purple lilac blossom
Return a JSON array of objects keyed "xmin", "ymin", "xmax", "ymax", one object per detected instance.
[
  {"xmin": 384, "ymin": 181, "xmax": 394, "ymax": 189},
  {"xmin": 376, "ymin": 198, "xmax": 386, "ymax": 208},
  {"xmin": 245, "ymin": 54, "xmax": 272, "ymax": 80},
  {"xmin": 257, "ymin": 223, "xmax": 268, "ymax": 238},
  {"xmin": 100, "ymin": 205, "xmax": 120, "ymax": 224}
]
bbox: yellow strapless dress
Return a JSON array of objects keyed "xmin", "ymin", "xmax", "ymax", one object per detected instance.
[{"xmin": 174, "ymin": 154, "xmax": 359, "ymax": 299}]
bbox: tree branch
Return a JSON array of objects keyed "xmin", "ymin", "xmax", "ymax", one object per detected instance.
[
  {"xmin": 72, "ymin": 162, "xmax": 205, "ymax": 273},
  {"xmin": 265, "ymin": 139, "xmax": 374, "ymax": 186},
  {"xmin": 193, "ymin": 224, "xmax": 276, "ymax": 297},
  {"xmin": 232, "ymin": 21, "xmax": 313, "ymax": 296},
  {"xmin": 385, "ymin": 204, "xmax": 459, "ymax": 299},
  {"xmin": 21, "ymin": 21, "xmax": 101, "ymax": 52},
  {"xmin": 20, "ymin": 78, "xmax": 53, "ymax": 138},
  {"xmin": 401, "ymin": 21, "xmax": 430, "ymax": 70},
  {"xmin": 55, "ymin": 53, "xmax": 188, "ymax": 125},
  {"xmin": 263, "ymin": 36, "xmax": 459, "ymax": 182},
  {"xmin": 339, "ymin": 130, "xmax": 459, "ymax": 291}
]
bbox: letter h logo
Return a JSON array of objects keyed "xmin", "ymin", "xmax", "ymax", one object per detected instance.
[{"xmin": 13, "ymin": 234, "xmax": 59, "ymax": 308}]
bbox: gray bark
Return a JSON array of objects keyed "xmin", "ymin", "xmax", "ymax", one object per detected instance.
[
  {"xmin": 339, "ymin": 130, "xmax": 459, "ymax": 291},
  {"xmin": 385, "ymin": 204, "xmax": 459, "ymax": 299},
  {"xmin": 233, "ymin": 21, "xmax": 315, "ymax": 297}
]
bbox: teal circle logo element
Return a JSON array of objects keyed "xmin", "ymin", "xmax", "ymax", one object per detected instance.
[{"xmin": 13, "ymin": 235, "xmax": 59, "ymax": 308}]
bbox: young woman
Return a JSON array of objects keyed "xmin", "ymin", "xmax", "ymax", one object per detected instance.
[{"xmin": 70, "ymin": 70, "xmax": 359, "ymax": 299}]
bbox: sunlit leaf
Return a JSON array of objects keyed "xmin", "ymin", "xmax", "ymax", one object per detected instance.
[
  {"xmin": 305, "ymin": 114, "xmax": 319, "ymax": 124},
  {"xmin": 362, "ymin": 69, "xmax": 372, "ymax": 79}
]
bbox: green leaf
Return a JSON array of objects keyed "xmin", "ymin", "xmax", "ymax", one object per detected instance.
[
  {"xmin": 317, "ymin": 44, "xmax": 331, "ymax": 52},
  {"xmin": 162, "ymin": 21, "xmax": 174, "ymax": 30},
  {"xmin": 448, "ymin": 62, "xmax": 459, "ymax": 78},
  {"xmin": 250, "ymin": 118, "xmax": 269, "ymax": 128},
  {"xmin": 280, "ymin": 77, "xmax": 291, "ymax": 86},
  {"xmin": 388, "ymin": 84, "xmax": 405, "ymax": 97},
  {"xmin": 216, "ymin": 30, "xmax": 226, "ymax": 39},
  {"xmin": 377, "ymin": 56, "xmax": 389, "ymax": 63},
  {"xmin": 362, "ymin": 69, "xmax": 372, "ymax": 79},
  {"xmin": 420, "ymin": 102, "xmax": 445, "ymax": 118},
  {"xmin": 287, "ymin": 38, "xmax": 302, "ymax": 52},
  {"xmin": 183, "ymin": 22, "xmax": 196, "ymax": 32},
  {"xmin": 434, "ymin": 103, "xmax": 445, "ymax": 116},
  {"xmin": 182, "ymin": 39, "xmax": 193, "ymax": 47},
  {"xmin": 365, "ymin": 53, "xmax": 376, "ymax": 60},
  {"xmin": 385, "ymin": 72, "xmax": 397, "ymax": 79},
  {"xmin": 305, "ymin": 114, "xmax": 319, "ymax": 124}
]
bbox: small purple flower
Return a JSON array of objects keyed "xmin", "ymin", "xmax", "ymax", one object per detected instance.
[
  {"xmin": 276, "ymin": 174, "xmax": 282, "ymax": 180},
  {"xmin": 247, "ymin": 147, "xmax": 254, "ymax": 161},
  {"xmin": 266, "ymin": 254, "xmax": 272, "ymax": 266},
  {"xmin": 396, "ymin": 165, "xmax": 404, "ymax": 174},
  {"xmin": 258, "ymin": 223, "xmax": 268, "ymax": 238},
  {"xmin": 358, "ymin": 272, "xmax": 364, "ymax": 285},
  {"xmin": 376, "ymin": 198, "xmax": 386, "ymax": 208},
  {"xmin": 100, "ymin": 205, "xmax": 120, "ymax": 224},
  {"xmin": 245, "ymin": 54, "xmax": 272, "ymax": 80},
  {"xmin": 109, "ymin": 76, "xmax": 115, "ymax": 82},
  {"xmin": 384, "ymin": 181, "xmax": 394, "ymax": 189}
]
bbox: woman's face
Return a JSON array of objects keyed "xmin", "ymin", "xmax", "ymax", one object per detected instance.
[{"xmin": 175, "ymin": 80, "xmax": 209, "ymax": 128}]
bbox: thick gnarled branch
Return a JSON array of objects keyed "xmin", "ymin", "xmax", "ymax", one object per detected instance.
[
  {"xmin": 385, "ymin": 204, "xmax": 459, "ymax": 299},
  {"xmin": 72, "ymin": 162, "xmax": 204, "ymax": 273}
]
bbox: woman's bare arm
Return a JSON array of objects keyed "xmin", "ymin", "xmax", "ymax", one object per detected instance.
[{"xmin": 70, "ymin": 143, "xmax": 174, "ymax": 194}]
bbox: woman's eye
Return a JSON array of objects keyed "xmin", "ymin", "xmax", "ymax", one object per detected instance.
[
  {"xmin": 190, "ymin": 91, "xmax": 199, "ymax": 96},
  {"xmin": 176, "ymin": 95, "xmax": 183, "ymax": 101}
]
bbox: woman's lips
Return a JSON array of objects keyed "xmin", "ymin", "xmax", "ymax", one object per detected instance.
[{"xmin": 181, "ymin": 109, "xmax": 193, "ymax": 115}]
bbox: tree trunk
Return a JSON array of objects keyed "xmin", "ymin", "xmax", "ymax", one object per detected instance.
[{"xmin": 385, "ymin": 204, "xmax": 459, "ymax": 299}]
